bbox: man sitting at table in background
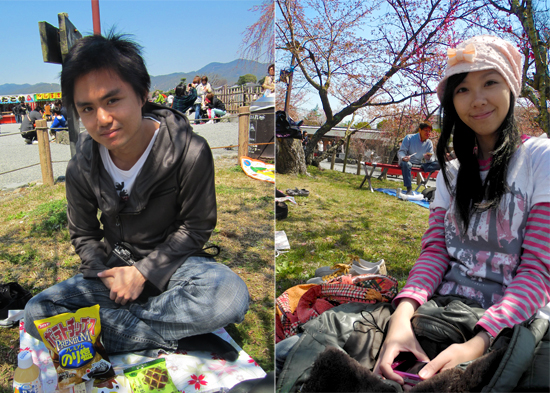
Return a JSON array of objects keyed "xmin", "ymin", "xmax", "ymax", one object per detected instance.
[{"xmin": 398, "ymin": 122, "xmax": 440, "ymax": 195}]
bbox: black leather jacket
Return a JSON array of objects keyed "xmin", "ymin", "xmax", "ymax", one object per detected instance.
[{"xmin": 65, "ymin": 103, "xmax": 216, "ymax": 291}]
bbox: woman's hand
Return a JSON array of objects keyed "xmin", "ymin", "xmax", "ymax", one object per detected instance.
[
  {"xmin": 374, "ymin": 299, "xmax": 429, "ymax": 385},
  {"xmin": 418, "ymin": 332, "xmax": 489, "ymax": 379}
]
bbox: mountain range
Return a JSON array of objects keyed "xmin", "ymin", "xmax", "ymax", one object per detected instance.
[{"xmin": 0, "ymin": 59, "xmax": 269, "ymax": 95}]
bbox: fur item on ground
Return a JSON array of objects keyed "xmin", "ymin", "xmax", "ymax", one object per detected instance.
[
  {"xmin": 301, "ymin": 347, "xmax": 398, "ymax": 392},
  {"xmin": 412, "ymin": 345, "xmax": 505, "ymax": 392},
  {"xmin": 302, "ymin": 345, "xmax": 507, "ymax": 392}
]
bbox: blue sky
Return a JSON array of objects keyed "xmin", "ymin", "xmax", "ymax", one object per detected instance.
[{"xmin": 0, "ymin": 0, "xmax": 266, "ymax": 85}]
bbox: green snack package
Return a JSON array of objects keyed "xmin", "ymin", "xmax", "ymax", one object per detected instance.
[{"xmin": 124, "ymin": 358, "xmax": 178, "ymax": 393}]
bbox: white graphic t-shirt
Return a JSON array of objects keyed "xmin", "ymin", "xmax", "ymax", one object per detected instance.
[
  {"xmin": 99, "ymin": 119, "xmax": 160, "ymax": 201},
  {"xmin": 431, "ymin": 137, "xmax": 550, "ymax": 308}
]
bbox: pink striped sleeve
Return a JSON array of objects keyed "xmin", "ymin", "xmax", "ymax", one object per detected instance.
[
  {"xmin": 477, "ymin": 202, "xmax": 550, "ymax": 337},
  {"xmin": 393, "ymin": 208, "xmax": 451, "ymax": 307}
]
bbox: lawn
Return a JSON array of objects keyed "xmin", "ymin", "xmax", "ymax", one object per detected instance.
[
  {"xmin": 0, "ymin": 157, "xmax": 274, "ymax": 392},
  {"xmin": 275, "ymin": 165, "xmax": 431, "ymax": 297}
]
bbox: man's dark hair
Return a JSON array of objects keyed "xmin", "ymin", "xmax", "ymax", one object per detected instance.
[
  {"xmin": 201, "ymin": 76, "xmax": 208, "ymax": 82},
  {"xmin": 418, "ymin": 123, "xmax": 432, "ymax": 131},
  {"xmin": 436, "ymin": 72, "xmax": 520, "ymax": 234},
  {"xmin": 61, "ymin": 31, "xmax": 150, "ymax": 115},
  {"xmin": 206, "ymin": 93, "xmax": 214, "ymax": 101}
]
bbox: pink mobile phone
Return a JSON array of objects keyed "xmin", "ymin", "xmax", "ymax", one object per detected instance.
[{"xmin": 391, "ymin": 353, "xmax": 428, "ymax": 385}]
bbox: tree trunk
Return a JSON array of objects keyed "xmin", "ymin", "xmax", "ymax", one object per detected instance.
[{"xmin": 276, "ymin": 137, "xmax": 307, "ymax": 174}]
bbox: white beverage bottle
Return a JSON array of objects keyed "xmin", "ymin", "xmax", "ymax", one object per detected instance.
[{"xmin": 13, "ymin": 350, "xmax": 43, "ymax": 393}]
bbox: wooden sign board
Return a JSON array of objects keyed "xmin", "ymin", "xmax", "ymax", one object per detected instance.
[
  {"xmin": 59, "ymin": 13, "xmax": 82, "ymax": 61},
  {"xmin": 38, "ymin": 21, "xmax": 62, "ymax": 64}
]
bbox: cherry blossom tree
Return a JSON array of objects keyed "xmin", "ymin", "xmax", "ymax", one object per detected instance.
[
  {"xmin": 484, "ymin": 0, "xmax": 549, "ymax": 134},
  {"xmin": 240, "ymin": 0, "xmax": 275, "ymax": 63},
  {"xmin": 276, "ymin": 0, "xmax": 484, "ymax": 165}
]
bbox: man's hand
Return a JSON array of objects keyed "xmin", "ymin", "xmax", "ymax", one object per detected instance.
[
  {"xmin": 423, "ymin": 152, "xmax": 433, "ymax": 160},
  {"xmin": 417, "ymin": 332, "xmax": 489, "ymax": 380},
  {"xmin": 402, "ymin": 155, "xmax": 411, "ymax": 162},
  {"xmin": 97, "ymin": 266, "xmax": 146, "ymax": 305}
]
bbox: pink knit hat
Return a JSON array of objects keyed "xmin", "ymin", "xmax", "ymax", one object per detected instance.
[{"xmin": 436, "ymin": 35, "xmax": 522, "ymax": 102}]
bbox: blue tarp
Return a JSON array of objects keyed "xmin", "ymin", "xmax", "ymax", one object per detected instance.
[{"xmin": 374, "ymin": 188, "xmax": 430, "ymax": 209}]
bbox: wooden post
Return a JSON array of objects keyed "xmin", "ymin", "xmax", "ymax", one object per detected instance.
[
  {"xmin": 356, "ymin": 159, "xmax": 362, "ymax": 175},
  {"xmin": 35, "ymin": 119, "xmax": 54, "ymax": 186},
  {"xmin": 331, "ymin": 151, "xmax": 336, "ymax": 170},
  {"xmin": 238, "ymin": 106, "xmax": 250, "ymax": 161},
  {"xmin": 342, "ymin": 135, "xmax": 351, "ymax": 173}
]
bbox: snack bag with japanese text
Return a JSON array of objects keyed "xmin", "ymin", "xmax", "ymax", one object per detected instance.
[{"xmin": 34, "ymin": 304, "xmax": 114, "ymax": 390}]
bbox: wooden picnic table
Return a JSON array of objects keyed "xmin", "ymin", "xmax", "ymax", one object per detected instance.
[{"xmin": 359, "ymin": 161, "xmax": 438, "ymax": 192}]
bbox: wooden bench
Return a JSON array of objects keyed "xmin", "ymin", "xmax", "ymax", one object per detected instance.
[{"xmin": 359, "ymin": 161, "xmax": 438, "ymax": 192}]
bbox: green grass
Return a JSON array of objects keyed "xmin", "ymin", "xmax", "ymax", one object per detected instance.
[
  {"xmin": 276, "ymin": 165, "xmax": 431, "ymax": 296},
  {"xmin": 0, "ymin": 158, "xmax": 274, "ymax": 392}
]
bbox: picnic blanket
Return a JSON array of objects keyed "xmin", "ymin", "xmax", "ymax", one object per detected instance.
[
  {"xmin": 374, "ymin": 188, "xmax": 430, "ymax": 209},
  {"xmin": 18, "ymin": 319, "xmax": 265, "ymax": 393},
  {"xmin": 240, "ymin": 156, "xmax": 275, "ymax": 183}
]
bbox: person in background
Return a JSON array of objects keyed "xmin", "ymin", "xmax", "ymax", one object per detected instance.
[
  {"xmin": 172, "ymin": 82, "xmax": 197, "ymax": 115},
  {"xmin": 20, "ymin": 106, "xmax": 44, "ymax": 144},
  {"xmin": 44, "ymin": 103, "xmax": 52, "ymax": 121},
  {"xmin": 190, "ymin": 76, "xmax": 202, "ymax": 125},
  {"xmin": 55, "ymin": 99, "xmax": 67, "ymax": 120},
  {"xmin": 153, "ymin": 91, "xmax": 166, "ymax": 105},
  {"xmin": 166, "ymin": 93, "xmax": 174, "ymax": 108},
  {"xmin": 12, "ymin": 103, "xmax": 22, "ymax": 123},
  {"xmin": 49, "ymin": 108, "xmax": 67, "ymax": 141},
  {"xmin": 302, "ymin": 131, "xmax": 309, "ymax": 151},
  {"xmin": 262, "ymin": 64, "xmax": 275, "ymax": 95},
  {"xmin": 196, "ymin": 76, "xmax": 213, "ymax": 125},
  {"xmin": 397, "ymin": 123, "xmax": 440, "ymax": 195},
  {"xmin": 204, "ymin": 93, "xmax": 226, "ymax": 123}
]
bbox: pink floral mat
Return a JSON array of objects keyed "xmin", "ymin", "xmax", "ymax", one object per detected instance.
[{"xmin": 19, "ymin": 319, "xmax": 266, "ymax": 393}]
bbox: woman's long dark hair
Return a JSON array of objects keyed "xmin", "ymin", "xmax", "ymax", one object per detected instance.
[{"xmin": 436, "ymin": 72, "xmax": 521, "ymax": 234}]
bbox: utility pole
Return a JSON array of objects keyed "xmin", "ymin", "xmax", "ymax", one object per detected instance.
[{"xmin": 91, "ymin": 0, "xmax": 101, "ymax": 35}]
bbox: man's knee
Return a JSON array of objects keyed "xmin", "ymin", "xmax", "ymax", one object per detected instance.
[
  {"xmin": 23, "ymin": 294, "xmax": 48, "ymax": 339},
  {"xmin": 400, "ymin": 160, "xmax": 412, "ymax": 173},
  {"xmin": 217, "ymin": 268, "xmax": 250, "ymax": 322}
]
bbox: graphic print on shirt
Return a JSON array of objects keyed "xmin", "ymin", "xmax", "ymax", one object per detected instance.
[
  {"xmin": 115, "ymin": 182, "xmax": 129, "ymax": 202},
  {"xmin": 438, "ymin": 180, "xmax": 529, "ymax": 308}
]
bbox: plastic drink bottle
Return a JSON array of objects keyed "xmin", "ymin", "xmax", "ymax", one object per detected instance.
[{"xmin": 13, "ymin": 350, "xmax": 43, "ymax": 393}]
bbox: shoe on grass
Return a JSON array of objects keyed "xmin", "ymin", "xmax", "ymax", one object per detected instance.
[
  {"xmin": 351, "ymin": 256, "xmax": 387, "ymax": 275},
  {"xmin": 285, "ymin": 187, "xmax": 310, "ymax": 197},
  {"xmin": 307, "ymin": 258, "xmax": 387, "ymax": 284}
]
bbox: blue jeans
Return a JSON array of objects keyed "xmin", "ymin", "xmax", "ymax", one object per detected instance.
[
  {"xmin": 24, "ymin": 257, "xmax": 250, "ymax": 357},
  {"xmin": 194, "ymin": 103, "xmax": 202, "ymax": 124},
  {"xmin": 212, "ymin": 109, "xmax": 226, "ymax": 118},
  {"xmin": 400, "ymin": 160, "xmax": 440, "ymax": 189},
  {"xmin": 276, "ymin": 334, "xmax": 301, "ymax": 375}
]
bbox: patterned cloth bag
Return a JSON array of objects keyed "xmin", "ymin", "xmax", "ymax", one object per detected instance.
[{"xmin": 276, "ymin": 274, "xmax": 398, "ymax": 342}]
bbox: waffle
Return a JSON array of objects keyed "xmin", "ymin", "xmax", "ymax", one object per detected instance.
[{"xmin": 142, "ymin": 367, "xmax": 169, "ymax": 390}]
